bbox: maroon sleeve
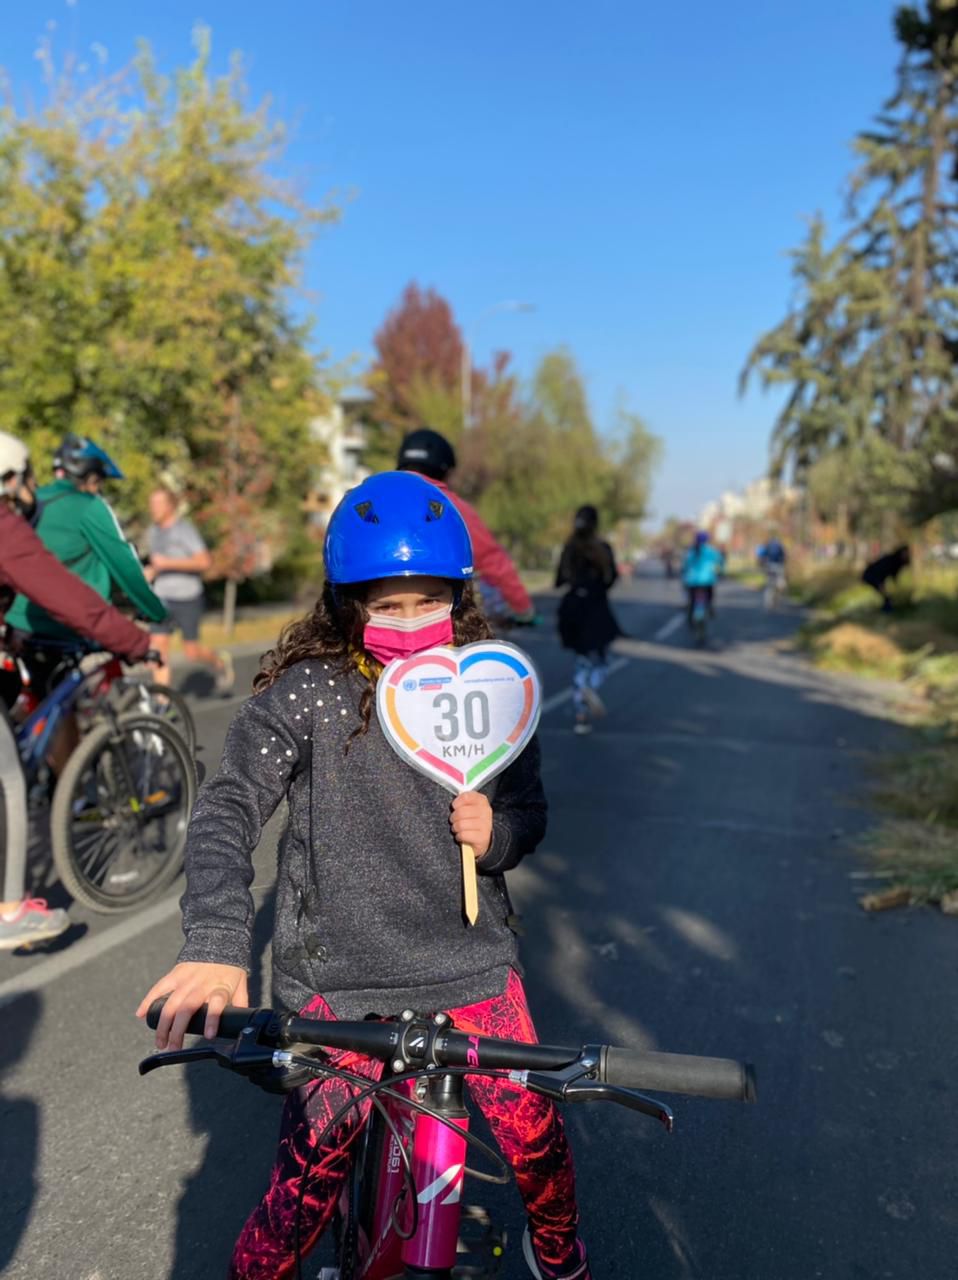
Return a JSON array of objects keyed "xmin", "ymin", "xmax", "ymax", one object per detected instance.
[
  {"xmin": 446, "ymin": 494, "xmax": 532, "ymax": 615},
  {"xmin": 0, "ymin": 507, "xmax": 152, "ymax": 661}
]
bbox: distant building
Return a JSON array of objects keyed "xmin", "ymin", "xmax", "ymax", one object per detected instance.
[
  {"xmin": 698, "ymin": 477, "xmax": 799, "ymax": 551},
  {"xmin": 304, "ymin": 392, "xmax": 373, "ymax": 531}
]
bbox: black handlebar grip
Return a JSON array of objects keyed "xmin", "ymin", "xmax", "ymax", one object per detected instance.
[
  {"xmin": 603, "ymin": 1047, "xmax": 757, "ymax": 1102},
  {"xmin": 145, "ymin": 998, "xmax": 257, "ymax": 1040}
]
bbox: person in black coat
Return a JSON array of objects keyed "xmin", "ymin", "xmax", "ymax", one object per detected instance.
[
  {"xmin": 862, "ymin": 545, "xmax": 910, "ymax": 612},
  {"xmin": 556, "ymin": 505, "xmax": 621, "ymax": 734}
]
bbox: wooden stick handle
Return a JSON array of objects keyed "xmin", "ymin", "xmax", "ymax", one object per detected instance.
[{"xmin": 461, "ymin": 842, "xmax": 479, "ymax": 926}]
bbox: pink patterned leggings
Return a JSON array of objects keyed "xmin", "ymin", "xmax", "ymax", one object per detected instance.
[{"xmin": 229, "ymin": 970, "xmax": 580, "ymax": 1278}]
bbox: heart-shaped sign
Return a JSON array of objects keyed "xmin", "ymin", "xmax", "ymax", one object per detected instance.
[{"xmin": 376, "ymin": 641, "xmax": 542, "ymax": 795}]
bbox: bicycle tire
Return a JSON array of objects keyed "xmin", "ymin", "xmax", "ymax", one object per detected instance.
[
  {"xmin": 50, "ymin": 712, "xmax": 196, "ymax": 913},
  {"xmin": 114, "ymin": 680, "xmax": 197, "ymax": 755}
]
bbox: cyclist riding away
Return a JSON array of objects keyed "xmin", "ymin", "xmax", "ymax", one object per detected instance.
[
  {"xmin": 138, "ymin": 471, "xmax": 591, "ymax": 1280},
  {"xmin": 756, "ymin": 534, "xmax": 787, "ymax": 604},
  {"xmin": 682, "ymin": 530, "xmax": 725, "ymax": 625},
  {"xmin": 397, "ymin": 428, "xmax": 536, "ymax": 627},
  {"xmin": 0, "ymin": 432, "xmax": 156, "ymax": 949}
]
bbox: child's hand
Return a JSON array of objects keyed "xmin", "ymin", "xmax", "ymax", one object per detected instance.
[
  {"xmin": 136, "ymin": 962, "xmax": 249, "ymax": 1051},
  {"xmin": 450, "ymin": 792, "xmax": 493, "ymax": 859}
]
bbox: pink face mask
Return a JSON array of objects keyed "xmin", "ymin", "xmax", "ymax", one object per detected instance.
[{"xmin": 363, "ymin": 605, "xmax": 454, "ymax": 665}]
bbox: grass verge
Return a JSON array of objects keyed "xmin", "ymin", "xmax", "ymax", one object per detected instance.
[
  {"xmin": 791, "ymin": 563, "xmax": 958, "ymax": 722},
  {"xmin": 786, "ymin": 564, "xmax": 958, "ymax": 913},
  {"xmin": 857, "ymin": 746, "xmax": 958, "ymax": 910}
]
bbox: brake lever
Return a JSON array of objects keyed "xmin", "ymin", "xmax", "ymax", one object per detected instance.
[
  {"xmin": 561, "ymin": 1077, "xmax": 674, "ymax": 1132},
  {"xmin": 139, "ymin": 1010, "xmax": 318, "ymax": 1092},
  {"xmin": 139, "ymin": 1045, "xmax": 225, "ymax": 1075},
  {"xmin": 521, "ymin": 1060, "xmax": 674, "ymax": 1133}
]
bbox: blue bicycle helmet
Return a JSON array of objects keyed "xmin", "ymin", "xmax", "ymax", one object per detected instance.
[
  {"xmin": 57, "ymin": 433, "xmax": 123, "ymax": 480},
  {"xmin": 324, "ymin": 471, "xmax": 474, "ymax": 585}
]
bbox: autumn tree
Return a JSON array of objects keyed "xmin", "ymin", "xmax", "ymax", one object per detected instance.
[{"xmin": 366, "ymin": 283, "xmax": 465, "ymax": 468}]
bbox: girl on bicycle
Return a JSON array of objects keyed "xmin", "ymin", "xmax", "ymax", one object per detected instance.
[{"xmin": 138, "ymin": 471, "xmax": 590, "ymax": 1280}]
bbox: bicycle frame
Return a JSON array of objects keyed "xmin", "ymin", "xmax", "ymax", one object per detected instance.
[
  {"xmin": 15, "ymin": 663, "xmax": 85, "ymax": 780},
  {"xmin": 12, "ymin": 649, "xmax": 125, "ymax": 782},
  {"xmin": 343, "ymin": 1072, "xmax": 473, "ymax": 1279}
]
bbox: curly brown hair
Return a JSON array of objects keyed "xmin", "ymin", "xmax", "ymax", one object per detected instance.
[{"xmin": 254, "ymin": 580, "xmax": 492, "ymax": 741}]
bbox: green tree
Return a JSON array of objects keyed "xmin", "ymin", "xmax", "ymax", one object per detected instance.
[
  {"xmin": 742, "ymin": 1, "xmax": 958, "ymax": 531},
  {"xmin": 465, "ymin": 349, "xmax": 660, "ymax": 566},
  {"xmin": 0, "ymin": 28, "xmax": 335, "ymax": 618}
]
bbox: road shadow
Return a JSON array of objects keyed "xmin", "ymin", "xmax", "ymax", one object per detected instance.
[
  {"xmin": 502, "ymin": 622, "xmax": 955, "ymax": 1279},
  {"xmin": 169, "ymin": 885, "xmax": 279, "ymax": 1280},
  {"xmin": 0, "ymin": 993, "xmax": 41, "ymax": 1274}
]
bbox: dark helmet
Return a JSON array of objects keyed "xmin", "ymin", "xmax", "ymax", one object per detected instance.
[
  {"xmin": 324, "ymin": 471, "xmax": 473, "ymax": 585},
  {"xmin": 397, "ymin": 428, "xmax": 456, "ymax": 481},
  {"xmin": 57, "ymin": 433, "xmax": 123, "ymax": 481}
]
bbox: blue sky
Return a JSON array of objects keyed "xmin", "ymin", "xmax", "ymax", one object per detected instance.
[{"xmin": 2, "ymin": 1, "xmax": 901, "ymax": 520}]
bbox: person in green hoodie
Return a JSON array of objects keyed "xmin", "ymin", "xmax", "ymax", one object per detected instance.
[{"xmin": 4, "ymin": 433, "xmax": 167, "ymax": 766}]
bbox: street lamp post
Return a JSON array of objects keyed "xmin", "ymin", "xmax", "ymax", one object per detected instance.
[{"xmin": 461, "ymin": 300, "xmax": 535, "ymax": 428}]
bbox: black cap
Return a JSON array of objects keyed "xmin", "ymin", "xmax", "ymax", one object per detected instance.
[{"xmin": 397, "ymin": 429, "xmax": 456, "ymax": 481}]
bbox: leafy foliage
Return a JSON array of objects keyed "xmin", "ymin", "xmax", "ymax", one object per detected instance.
[
  {"xmin": 0, "ymin": 28, "xmax": 334, "ymax": 582},
  {"xmin": 366, "ymin": 286, "xmax": 661, "ymax": 565},
  {"xmin": 743, "ymin": 1, "xmax": 958, "ymax": 532}
]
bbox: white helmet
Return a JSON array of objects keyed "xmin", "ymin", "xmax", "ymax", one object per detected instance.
[{"xmin": 0, "ymin": 431, "xmax": 30, "ymax": 483}]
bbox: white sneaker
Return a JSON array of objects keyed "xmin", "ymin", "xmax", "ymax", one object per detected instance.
[
  {"xmin": 522, "ymin": 1226, "xmax": 590, "ymax": 1279},
  {"xmin": 573, "ymin": 714, "xmax": 592, "ymax": 735}
]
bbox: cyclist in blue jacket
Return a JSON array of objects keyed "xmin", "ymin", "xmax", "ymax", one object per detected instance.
[{"xmin": 682, "ymin": 531, "xmax": 725, "ymax": 624}]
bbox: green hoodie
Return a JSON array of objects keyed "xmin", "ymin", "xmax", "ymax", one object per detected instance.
[{"xmin": 5, "ymin": 479, "xmax": 167, "ymax": 642}]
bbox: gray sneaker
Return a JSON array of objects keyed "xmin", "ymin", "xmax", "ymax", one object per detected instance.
[{"xmin": 0, "ymin": 899, "xmax": 70, "ymax": 951}]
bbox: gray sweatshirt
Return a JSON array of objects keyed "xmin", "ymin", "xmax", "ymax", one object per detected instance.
[{"xmin": 178, "ymin": 659, "xmax": 547, "ymax": 1018}]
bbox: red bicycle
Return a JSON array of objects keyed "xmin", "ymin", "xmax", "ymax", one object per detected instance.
[{"xmin": 142, "ymin": 999, "xmax": 755, "ymax": 1279}]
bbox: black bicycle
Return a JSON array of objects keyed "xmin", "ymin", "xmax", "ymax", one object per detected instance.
[
  {"xmin": 142, "ymin": 999, "xmax": 756, "ymax": 1279},
  {"xmin": 12, "ymin": 644, "xmax": 197, "ymax": 911}
]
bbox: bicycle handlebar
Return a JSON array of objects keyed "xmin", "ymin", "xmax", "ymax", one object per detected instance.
[{"xmin": 145, "ymin": 1000, "xmax": 756, "ymax": 1103}]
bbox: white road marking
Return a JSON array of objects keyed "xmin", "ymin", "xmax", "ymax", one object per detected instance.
[{"xmin": 653, "ymin": 613, "xmax": 685, "ymax": 642}]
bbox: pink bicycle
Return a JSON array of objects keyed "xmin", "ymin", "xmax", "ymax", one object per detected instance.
[{"xmin": 142, "ymin": 1000, "xmax": 756, "ymax": 1278}]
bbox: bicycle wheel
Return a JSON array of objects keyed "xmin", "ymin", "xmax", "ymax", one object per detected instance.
[
  {"xmin": 113, "ymin": 679, "xmax": 197, "ymax": 755},
  {"xmin": 50, "ymin": 712, "xmax": 196, "ymax": 912}
]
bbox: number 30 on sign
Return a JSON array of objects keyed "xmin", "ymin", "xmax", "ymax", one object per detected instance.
[{"xmin": 375, "ymin": 641, "xmax": 542, "ymax": 922}]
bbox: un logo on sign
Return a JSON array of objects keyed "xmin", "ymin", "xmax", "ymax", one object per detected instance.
[{"xmin": 403, "ymin": 679, "xmax": 417, "ymax": 692}]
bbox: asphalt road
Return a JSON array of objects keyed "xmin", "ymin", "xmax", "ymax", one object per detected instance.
[{"xmin": 2, "ymin": 571, "xmax": 956, "ymax": 1279}]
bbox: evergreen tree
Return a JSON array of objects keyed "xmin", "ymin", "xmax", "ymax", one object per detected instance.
[{"xmin": 743, "ymin": 1, "xmax": 958, "ymax": 530}]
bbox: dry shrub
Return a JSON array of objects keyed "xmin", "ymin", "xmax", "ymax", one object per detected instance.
[
  {"xmin": 811, "ymin": 623, "xmax": 903, "ymax": 675},
  {"xmin": 864, "ymin": 819, "xmax": 958, "ymax": 904}
]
